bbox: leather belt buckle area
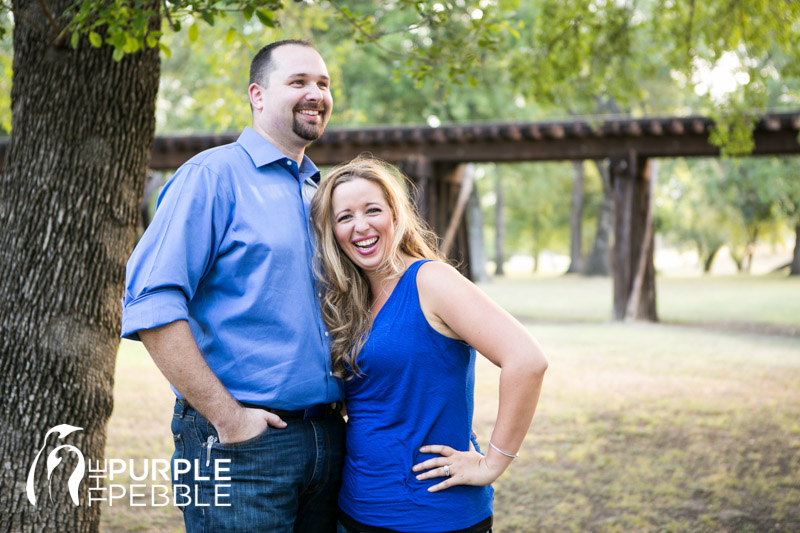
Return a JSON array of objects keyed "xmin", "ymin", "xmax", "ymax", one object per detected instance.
[
  {"xmin": 238, "ymin": 402, "xmax": 339, "ymax": 420},
  {"xmin": 302, "ymin": 404, "xmax": 328, "ymax": 420}
]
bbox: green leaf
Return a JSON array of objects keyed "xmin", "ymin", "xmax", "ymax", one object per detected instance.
[
  {"xmin": 188, "ymin": 23, "xmax": 199, "ymax": 42},
  {"xmin": 123, "ymin": 35, "xmax": 140, "ymax": 53},
  {"xmin": 89, "ymin": 31, "xmax": 103, "ymax": 48},
  {"xmin": 243, "ymin": 6, "xmax": 255, "ymax": 21},
  {"xmin": 158, "ymin": 42, "xmax": 172, "ymax": 59},
  {"xmin": 109, "ymin": 31, "xmax": 126, "ymax": 49},
  {"xmin": 256, "ymin": 9, "xmax": 276, "ymax": 28},
  {"xmin": 225, "ymin": 27, "xmax": 237, "ymax": 45},
  {"xmin": 201, "ymin": 11, "xmax": 215, "ymax": 26},
  {"xmin": 112, "ymin": 47, "xmax": 124, "ymax": 62},
  {"xmin": 146, "ymin": 33, "xmax": 158, "ymax": 48},
  {"xmin": 132, "ymin": 16, "xmax": 147, "ymax": 32},
  {"xmin": 70, "ymin": 32, "xmax": 79, "ymax": 49}
]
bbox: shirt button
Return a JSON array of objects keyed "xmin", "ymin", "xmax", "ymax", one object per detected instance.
[
  {"xmin": 286, "ymin": 160, "xmax": 293, "ymax": 166},
  {"xmin": 329, "ymin": 371, "xmax": 334, "ymax": 377},
  {"xmin": 324, "ymin": 331, "xmax": 329, "ymax": 337}
]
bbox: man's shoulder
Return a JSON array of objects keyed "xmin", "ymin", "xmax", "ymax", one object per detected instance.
[{"xmin": 182, "ymin": 141, "xmax": 249, "ymax": 174}]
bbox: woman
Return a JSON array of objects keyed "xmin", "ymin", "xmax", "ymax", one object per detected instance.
[{"xmin": 310, "ymin": 155, "xmax": 548, "ymax": 533}]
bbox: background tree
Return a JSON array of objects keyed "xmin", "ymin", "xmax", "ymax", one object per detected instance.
[
  {"xmin": 495, "ymin": 162, "xmax": 574, "ymax": 272},
  {"xmin": 772, "ymin": 158, "xmax": 800, "ymax": 275},
  {"xmin": 711, "ymin": 158, "xmax": 784, "ymax": 273},
  {"xmin": 656, "ymin": 158, "xmax": 734, "ymax": 273}
]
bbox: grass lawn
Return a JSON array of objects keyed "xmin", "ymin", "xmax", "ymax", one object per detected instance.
[
  {"xmin": 102, "ymin": 274, "xmax": 800, "ymax": 532},
  {"xmin": 478, "ymin": 273, "xmax": 800, "ymax": 331}
]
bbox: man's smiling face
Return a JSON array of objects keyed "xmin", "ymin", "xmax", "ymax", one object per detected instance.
[{"xmin": 252, "ymin": 44, "xmax": 332, "ymax": 151}]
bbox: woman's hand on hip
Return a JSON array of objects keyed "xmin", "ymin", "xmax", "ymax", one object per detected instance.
[{"xmin": 412, "ymin": 444, "xmax": 510, "ymax": 492}]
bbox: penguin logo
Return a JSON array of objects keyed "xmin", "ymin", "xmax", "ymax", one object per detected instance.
[{"xmin": 26, "ymin": 424, "xmax": 86, "ymax": 506}]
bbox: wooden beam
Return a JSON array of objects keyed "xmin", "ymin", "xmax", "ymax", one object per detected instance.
[
  {"xmin": 625, "ymin": 159, "xmax": 658, "ymax": 321},
  {"xmin": 441, "ymin": 164, "xmax": 475, "ymax": 257},
  {"xmin": 612, "ymin": 152, "xmax": 658, "ymax": 321},
  {"xmin": 4, "ymin": 112, "xmax": 799, "ymax": 172}
]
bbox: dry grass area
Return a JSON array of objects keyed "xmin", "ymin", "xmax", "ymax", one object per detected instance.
[
  {"xmin": 102, "ymin": 275, "xmax": 800, "ymax": 532},
  {"xmin": 101, "ymin": 340, "xmax": 184, "ymax": 532},
  {"xmin": 475, "ymin": 322, "xmax": 800, "ymax": 532}
]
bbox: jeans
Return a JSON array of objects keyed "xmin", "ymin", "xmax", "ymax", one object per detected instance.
[{"xmin": 171, "ymin": 399, "xmax": 346, "ymax": 532}]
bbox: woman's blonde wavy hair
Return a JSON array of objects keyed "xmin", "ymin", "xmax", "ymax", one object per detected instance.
[{"xmin": 310, "ymin": 155, "xmax": 441, "ymax": 379}]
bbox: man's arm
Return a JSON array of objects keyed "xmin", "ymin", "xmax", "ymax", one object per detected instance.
[{"xmin": 139, "ymin": 320, "xmax": 286, "ymax": 443}]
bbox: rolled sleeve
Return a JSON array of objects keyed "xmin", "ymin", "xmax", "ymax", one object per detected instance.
[
  {"xmin": 120, "ymin": 288, "xmax": 190, "ymax": 341},
  {"xmin": 121, "ymin": 160, "xmax": 232, "ymax": 341}
]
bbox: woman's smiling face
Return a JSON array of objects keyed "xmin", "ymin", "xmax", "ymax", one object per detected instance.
[{"xmin": 331, "ymin": 177, "xmax": 396, "ymax": 275}]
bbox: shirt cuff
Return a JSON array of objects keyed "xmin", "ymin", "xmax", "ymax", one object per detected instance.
[{"xmin": 121, "ymin": 289, "xmax": 190, "ymax": 341}]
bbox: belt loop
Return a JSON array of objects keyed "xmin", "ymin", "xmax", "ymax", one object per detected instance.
[{"xmin": 179, "ymin": 398, "xmax": 189, "ymax": 417}]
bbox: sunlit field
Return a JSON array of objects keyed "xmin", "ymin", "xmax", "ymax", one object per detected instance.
[
  {"xmin": 479, "ymin": 273, "xmax": 800, "ymax": 331},
  {"xmin": 102, "ymin": 273, "xmax": 800, "ymax": 532}
]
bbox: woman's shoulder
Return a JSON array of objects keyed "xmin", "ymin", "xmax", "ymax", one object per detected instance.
[
  {"xmin": 415, "ymin": 259, "xmax": 472, "ymax": 301},
  {"xmin": 416, "ymin": 259, "xmax": 462, "ymax": 280}
]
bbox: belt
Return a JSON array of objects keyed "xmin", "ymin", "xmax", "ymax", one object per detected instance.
[
  {"xmin": 239, "ymin": 401, "xmax": 341, "ymax": 420},
  {"xmin": 178, "ymin": 399, "xmax": 340, "ymax": 421}
]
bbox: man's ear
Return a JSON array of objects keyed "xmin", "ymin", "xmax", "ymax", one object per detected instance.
[{"xmin": 248, "ymin": 83, "xmax": 264, "ymax": 111}]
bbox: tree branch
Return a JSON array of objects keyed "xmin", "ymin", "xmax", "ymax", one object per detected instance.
[
  {"xmin": 327, "ymin": 0, "xmax": 435, "ymax": 65},
  {"xmin": 163, "ymin": 0, "xmax": 175, "ymax": 31},
  {"xmin": 36, "ymin": 0, "xmax": 62, "ymax": 37}
]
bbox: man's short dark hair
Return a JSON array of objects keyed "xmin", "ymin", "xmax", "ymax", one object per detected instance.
[{"xmin": 250, "ymin": 39, "xmax": 316, "ymax": 88}]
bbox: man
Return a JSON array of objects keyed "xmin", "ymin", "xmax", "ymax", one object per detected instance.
[{"xmin": 121, "ymin": 40, "xmax": 344, "ymax": 532}]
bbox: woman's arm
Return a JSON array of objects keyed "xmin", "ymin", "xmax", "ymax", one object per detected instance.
[{"xmin": 412, "ymin": 261, "xmax": 548, "ymax": 492}]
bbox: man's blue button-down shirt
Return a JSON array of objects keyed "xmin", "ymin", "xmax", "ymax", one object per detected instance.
[{"xmin": 121, "ymin": 127, "xmax": 343, "ymax": 409}]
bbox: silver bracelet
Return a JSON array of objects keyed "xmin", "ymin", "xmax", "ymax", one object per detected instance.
[{"xmin": 488, "ymin": 439, "xmax": 519, "ymax": 459}]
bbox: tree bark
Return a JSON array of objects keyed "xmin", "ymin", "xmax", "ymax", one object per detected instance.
[
  {"xmin": 584, "ymin": 159, "xmax": 613, "ymax": 276},
  {"xmin": 0, "ymin": 1, "xmax": 160, "ymax": 530},
  {"xmin": 566, "ymin": 160, "xmax": 585, "ymax": 274},
  {"xmin": 791, "ymin": 222, "xmax": 800, "ymax": 276},
  {"xmin": 494, "ymin": 167, "xmax": 505, "ymax": 276}
]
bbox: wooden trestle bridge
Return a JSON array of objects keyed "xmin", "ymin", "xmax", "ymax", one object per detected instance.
[{"xmin": 3, "ymin": 111, "xmax": 799, "ymax": 321}]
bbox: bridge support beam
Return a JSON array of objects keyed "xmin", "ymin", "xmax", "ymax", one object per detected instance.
[
  {"xmin": 400, "ymin": 157, "xmax": 472, "ymax": 279},
  {"xmin": 611, "ymin": 152, "xmax": 658, "ymax": 321}
]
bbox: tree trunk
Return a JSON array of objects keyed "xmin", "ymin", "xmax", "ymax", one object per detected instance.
[
  {"xmin": 791, "ymin": 222, "xmax": 800, "ymax": 276},
  {"xmin": 584, "ymin": 159, "xmax": 613, "ymax": 276},
  {"xmin": 0, "ymin": 2, "xmax": 160, "ymax": 530},
  {"xmin": 730, "ymin": 251, "xmax": 745, "ymax": 272},
  {"xmin": 703, "ymin": 246, "xmax": 721, "ymax": 273},
  {"xmin": 532, "ymin": 219, "xmax": 540, "ymax": 274},
  {"xmin": 467, "ymin": 182, "xmax": 489, "ymax": 282},
  {"xmin": 566, "ymin": 160, "xmax": 584, "ymax": 274},
  {"xmin": 494, "ymin": 168, "xmax": 505, "ymax": 276}
]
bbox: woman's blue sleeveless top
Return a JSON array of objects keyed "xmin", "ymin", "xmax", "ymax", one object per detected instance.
[{"xmin": 338, "ymin": 260, "xmax": 493, "ymax": 532}]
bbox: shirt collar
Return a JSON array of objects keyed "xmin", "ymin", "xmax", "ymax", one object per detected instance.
[{"xmin": 237, "ymin": 126, "xmax": 320, "ymax": 183}]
